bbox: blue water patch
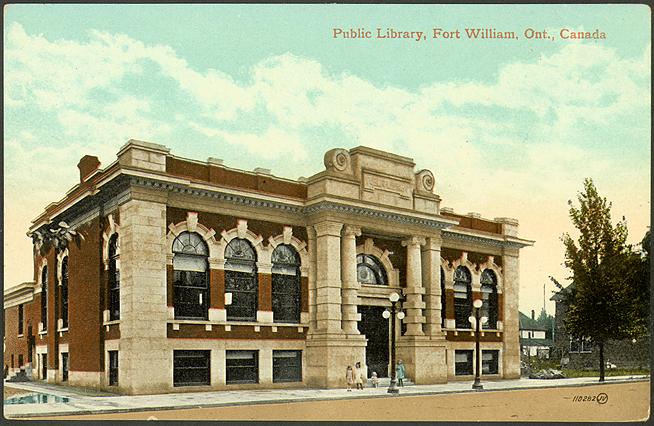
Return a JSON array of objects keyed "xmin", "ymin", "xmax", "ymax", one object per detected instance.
[{"xmin": 4, "ymin": 392, "xmax": 70, "ymax": 405}]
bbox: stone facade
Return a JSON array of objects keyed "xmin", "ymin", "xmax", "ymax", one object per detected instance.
[{"xmin": 4, "ymin": 140, "xmax": 533, "ymax": 394}]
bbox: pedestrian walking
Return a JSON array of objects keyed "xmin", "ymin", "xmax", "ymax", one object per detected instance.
[
  {"xmin": 396, "ymin": 359, "xmax": 405, "ymax": 387},
  {"xmin": 371, "ymin": 371, "xmax": 379, "ymax": 388},
  {"xmin": 354, "ymin": 362, "xmax": 365, "ymax": 390},
  {"xmin": 345, "ymin": 365, "xmax": 354, "ymax": 391}
]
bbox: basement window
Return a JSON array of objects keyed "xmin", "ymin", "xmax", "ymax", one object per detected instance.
[
  {"xmin": 455, "ymin": 350, "xmax": 473, "ymax": 375},
  {"xmin": 226, "ymin": 350, "xmax": 258, "ymax": 384},
  {"xmin": 173, "ymin": 350, "xmax": 210, "ymax": 387}
]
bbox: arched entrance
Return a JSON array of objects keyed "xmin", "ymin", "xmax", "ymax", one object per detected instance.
[{"xmin": 358, "ymin": 305, "xmax": 389, "ymax": 378}]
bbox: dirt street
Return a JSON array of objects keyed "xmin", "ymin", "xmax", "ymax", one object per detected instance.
[{"xmin": 29, "ymin": 381, "xmax": 650, "ymax": 422}]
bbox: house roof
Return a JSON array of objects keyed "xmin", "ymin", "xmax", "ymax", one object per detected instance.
[
  {"xmin": 519, "ymin": 311, "xmax": 548, "ymax": 331},
  {"xmin": 550, "ymin": 283, "xmax": 574, "ymax": 301}
]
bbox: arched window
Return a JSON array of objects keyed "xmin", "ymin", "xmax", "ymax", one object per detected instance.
[
  {"xmin": 225, "ymin": 238, "xmax": 258, "ymax": 321},
  {"xmin": 41, "ymin": 265, "xmax": 48, "ymax": 331},
  {"xmin": 173, "ymin": 232, "xmax": 209, "ymax": 320},
  {"xmin": 61, "ymin": 257, "xmax": 69, "ymax": 328},
  {"xmin": 453, "ymin": 266, "xmax": 472, "ymax": 329},
  {"xmin": 480, "ymin": 269, "xmax": 498, "ymax": 329},
  {"xmin": 271, "ymin": 244, "xmax": 301, "ymax": 323},
  {"xmin": 108, "ymin": 235, "xmax": 120, "ymax": 321},
  {"xmin": 356, "ymin": 254, "xmax": 388, "ymax": 286},
  {"xmin": 440, "ymin": 267, "xmax": 446, "ymax": 327}
]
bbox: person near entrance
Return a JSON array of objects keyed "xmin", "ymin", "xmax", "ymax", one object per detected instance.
[
  {"xmin": 396, "ymin": 360, "xmax": 406, "ymax": 387},
  {"xmin": 345, "ymin": 365, "xmax": 354, "ymax": 391},
  {"xmin": 354, "ymin": 362, "xmax": 365, "ymax": 390}
]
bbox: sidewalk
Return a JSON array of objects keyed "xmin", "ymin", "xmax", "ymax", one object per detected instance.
[{"xmin": 3, "ymin": 375, "xmax": 649, "ymax": 419}]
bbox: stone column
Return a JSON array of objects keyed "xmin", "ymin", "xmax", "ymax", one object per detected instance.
[
  {"xmin": 313, "ymin": 221, "xmax": 344, "ymax": 334},
  {"xmin": 421, "ymin": 235, "xmax": 443, "ymax": 337},
  {"xmin": 306, "ymin": 226, "xmax": 317, "ymax": 332},
  {"xmin": 118, "ymin": 197, "xmax": 170, "ymax": 394},
  {"xmin": 502, "ymin": 248, "xmax": 521, "ymax": 379},
  {"xmin": 341, "ymin": 225, "xmax": 361, "ymax": 335},
  {"xmin": 304, "ymin": 221, "xmax": 366, "ymax": 388},
  {"xmin": 402, "ymin": 236, "xmax": 426, "ymax": 336}
]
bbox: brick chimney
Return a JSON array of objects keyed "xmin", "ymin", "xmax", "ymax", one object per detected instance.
[{"xmin": 77, "ymin": 155, "xmax": 101, "ymax": 183}]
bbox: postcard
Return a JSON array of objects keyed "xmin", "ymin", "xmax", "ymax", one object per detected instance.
[{"xmin": 3, "ymin": 3, "xmax": 650, "ymax": 422}]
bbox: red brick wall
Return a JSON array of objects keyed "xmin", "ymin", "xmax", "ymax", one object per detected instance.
[
  {"xmin": 67, "ymin": 217, "xmax": 103, "ymax": 372},
  {"xmin": 3, "ymin": 298, "xmax": 40, "ymax": 370}
]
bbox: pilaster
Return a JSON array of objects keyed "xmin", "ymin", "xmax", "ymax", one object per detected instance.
[
  {"xmin": 312, "ymin": 221, "xmax": 344, "ymax": 335},
  {"xmin": 421, "ymin": 235, "xmax": 444, "ymax": 337},
  {"xmin": 341, "ymin": 225, "xmax": 361, "ymax": 335},
  {"xmin": 118, "ymin": 197, "xmax": 170, "ymax": 394},
  {"xmin": 501, "ymin": 248, "xmax": 521, "ymax": 379},
  {"xmin": 307, "ymin": 226, "xmax": 317, "ymax": 332},
  {"xmin": 402, "ymin": 236, "xmax": 426, "ymax": 336}
]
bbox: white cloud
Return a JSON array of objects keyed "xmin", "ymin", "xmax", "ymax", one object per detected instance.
[{"xmin": 3, "ymin": 23, "xmax": 650, "ymax": 315}]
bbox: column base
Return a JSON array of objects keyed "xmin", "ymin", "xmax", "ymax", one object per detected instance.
[
  {"xmin": 396, "ymin": 337, "xmax": 448, "ymax": 384},
  {"xmin": 304, "ymin": 334, "xmax": 367, "ymax": 388}
]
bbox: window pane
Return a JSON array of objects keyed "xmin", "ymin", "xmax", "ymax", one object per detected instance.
[
  {"xmin": 455, "ymin": 350, "xmax": 473, "ymax": 375},
  {"xmin": 226, "ymin": 350, "xmax": 258, "ymax": 384},
  {"xmin": 273, "ymin": 350, "xmax": 302, "ymax": 383},
  {"xmin": 272, "ymin": 274, "xmax": 300, "ymax": 323},
  {"xmin": 482, "ymin": 350, "xmax": 499, "ymax": 374},
  {"xmin": 226, "ymin": 271, "xmax": 257, "ymax": 321},
  {"xmin": 356, "ymin": 255, "xmax": 387, "ymax": 285},
  {"xmin": 173, "ymin": 350, "xmax": 210, "ymax": 387}
]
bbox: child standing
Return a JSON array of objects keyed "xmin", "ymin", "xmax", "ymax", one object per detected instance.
[
  {"xmin": 345, "ymin": 365, "xmax": 354, "ymax": 391},
  {"xmin": 354, "ymin": 362, "xmax": 365, "ymax": 390},
  {"xmin": 371, "ymin": 371, "xmax": 379, "ymax": 388}
]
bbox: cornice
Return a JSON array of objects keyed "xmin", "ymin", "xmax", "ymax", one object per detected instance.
[
  {"xmin": 303, "ymin": 201, "xmax": 454, "ymax": 230},
  {"xmin": 442, "ymin": 230, "xmax": 533, "ymax": 249}
]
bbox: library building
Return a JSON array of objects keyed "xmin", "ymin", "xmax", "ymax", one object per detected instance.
[{"xmin": 3, "ymin": 140, "xmax": 533, "ymax": 394}]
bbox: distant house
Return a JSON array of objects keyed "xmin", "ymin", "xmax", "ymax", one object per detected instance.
[
  {"xmin": 519, "ymin": 310, "xmax": 553, "ymax": 359},
  {"xmin": 551, "ymin": 286, "xmax": 649, "ymax": 370}
]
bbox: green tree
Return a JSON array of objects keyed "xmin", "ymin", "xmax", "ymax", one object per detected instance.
[{"xmin": 556, "ymin": 178, "xmax": 641, "ymax": 382}]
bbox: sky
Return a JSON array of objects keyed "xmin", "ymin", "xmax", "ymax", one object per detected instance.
[{"xmin": 3, "ymin": 4, "xmax": 651, "ymax": 315}]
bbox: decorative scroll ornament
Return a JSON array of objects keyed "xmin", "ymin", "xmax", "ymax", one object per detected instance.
[
  {"xmin": 415, "ymin": 169, "xmax": 435, "ymax": 192},
  {"xmin": 323, "ymin": 148, "xmax": 351, "ymax": 173},
  {"xmin": 30, "ymin": 221, "xmax": 84, "ymax": 255}
]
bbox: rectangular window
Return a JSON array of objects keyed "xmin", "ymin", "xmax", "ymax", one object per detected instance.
[
  {"xmin": 11, "ymin": 354, "xmax": 14, "ymax": 368},
  {"xmin": 272, "ymin": 275, "xmax": 300, "ymax": 323},
  {"xmin": 61, "ymin": 353, "xmax": 69, "ymax": 382},
  {"xmin": 455, "ymin": 350, "xmax": 473, "ymax": 375},
  {"xmin": 225, "ymin": 272, "xmax": 257, "ymax": 321},
  {"xmin": 570, "ymin": 337, "xmax": 592, "ymax": 353},
  {"xmin": 273, "ymin": 350, "xmax": 302, "ymax": 383},
  {"xmin": 109, "ymin": 267, "xmax": 120, "ymax": 321},
  {"xmin": 453, "ymin": 285, "xmax": 471, "ymax": 329},
  {"xmin": 226, "ymin": 350, "xmax": 258, "ymax": 384},
  {"xmin": 173, "ymin": 271, "xmax": 209, "ymax": 320},
  {"xmin": 41, "ymin": 266, "xmax": 48, "ymax": 331},
  {"xmin": 173, "ymin": 350, "xmax": 210, "ymax": 387},
  {"xmin": 18, "ymin": 354, "xmax": 23, "ymax": 368},
  {"xmin": 61, "ymin": 258, "xmax": 69, "ymax": 328},
  {"xmin": 18, "ymin": 304, "xmax": 24, "ymax": 335},
  {"xmin": 109, "ymin": 351, "xmax": 119, "ymax": 386},
  {"xmin": 41, "ymin": 353, "xmax": 47, "ymax": 380},
  {"xmin": 482, "ymin": 350, "xmax": 499, "ymax": 374}
]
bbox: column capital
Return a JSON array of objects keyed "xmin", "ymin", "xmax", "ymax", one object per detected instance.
[
  {"xmin": 342, "ymin": 225, "xmax": 362, "ymax": 238},
  {"xmin": 402, "ymin": 236, "xmax": 426, "ymax": 248},
  {"xmin": 424, "ymin": 235, "xmax": 443, "ymax": 249},
  {"xmin": 313, "ymin": 222, "xmax": 343, "ymax": 237}
]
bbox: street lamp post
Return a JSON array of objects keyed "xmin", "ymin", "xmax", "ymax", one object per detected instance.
[
  {"xmin": 383, "ymin": 291, "xmax": 404, "ymax": 395},
  {"xmin": 469, "ymin": 298, "xmax": 486, "ymax": 390}
]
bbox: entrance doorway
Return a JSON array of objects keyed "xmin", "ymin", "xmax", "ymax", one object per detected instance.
[{"xmin": 358, "ymin": 306, "xmax": 389, "ymax": 378}]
